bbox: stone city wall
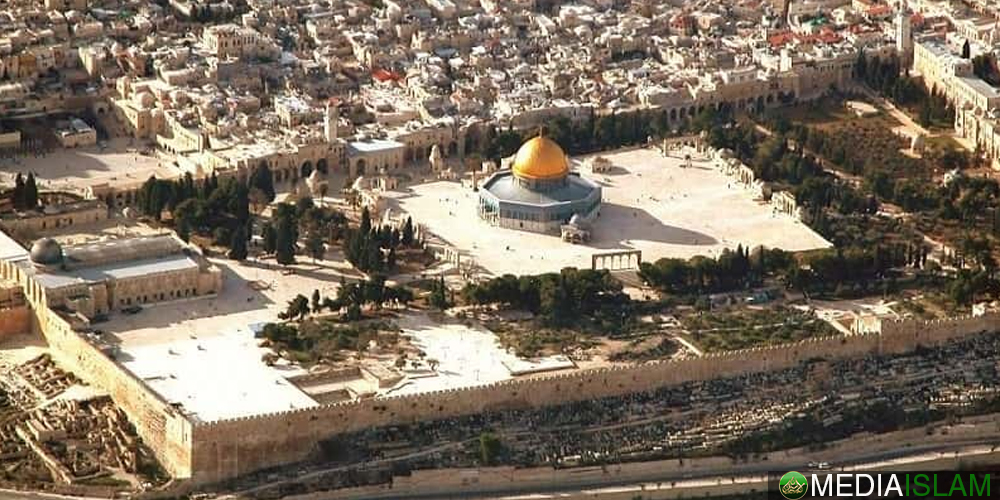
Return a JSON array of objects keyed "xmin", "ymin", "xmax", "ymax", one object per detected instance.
[
  {"xmin": 186, "ymin": 312, "xmax": 1000, "ymax": 484},
  {"xmin": 32, "ymin": 307, "xmax": 194, "ymax": 478}
]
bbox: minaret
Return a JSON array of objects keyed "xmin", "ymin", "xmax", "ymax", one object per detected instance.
[
  {"xmin": 895, "ymin": 5, "xmax": 913, "ymax": 71},
  {"xmin": 324, "ymin": 102, "xmax": 338, "ymax": 142}
]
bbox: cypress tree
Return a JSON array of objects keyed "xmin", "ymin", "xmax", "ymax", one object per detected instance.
[
  {"xmin": 24, "ymin": 173, "xmax": 38, "ymax": 209},
  {"xmin": 12, "ymin": 173, "xmax": 24, "ymax": 210},
  {"xmin": 250, "ymin": 163, "xmax": 275, "ymax": 202},
  {"xmin": 275, "ymin": 207, "xmax": 297, "ymax": 265},
  {"xmin": 360, "ymin": 206, "xmax": 372, "ymax": 235},
  {"xmin": 311, "ymin": 289, "xmax": 322, "ymax": 313},
  {"xmin": 262, "ymin": 222, "xmax": 277, "ymax": 254},
  {"xmin": 228, "ymin": 224, "xmax": 248, "ymax": 261},
  {"xmin": 402, "ymin": 216, "xmax": 414, "ymax": 246}
]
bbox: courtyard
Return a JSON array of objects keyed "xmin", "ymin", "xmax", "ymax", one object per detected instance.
[
  {"xmin": 385, "ymin": 313, "xmax": 575, "ymax": 397},
  {"xmin": 97, "ymin": 255, "xmax": 356, "ymax": 422},
  {"xmin": 95, "ymin": 252, "xmax": 575, "ymax": 421},
  {"xmin": 0, "ymin": 137, "xmax": 181, "ymax": 193},
  {"xmin": 386, "ymin": 146, "xmax": 831, "ymax": 277}
]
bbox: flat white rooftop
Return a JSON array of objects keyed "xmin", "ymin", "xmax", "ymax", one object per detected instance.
[
  {"xmin": 120, "ymin": 323, "xmax": 317, "ymax": 422},
  {"xmin": 0, "ymin": 228, "xmax": 28, "ymax": 263}
]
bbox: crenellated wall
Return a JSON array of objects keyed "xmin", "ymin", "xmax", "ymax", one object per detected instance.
[
  {"xmin": 185, "ymin": 312, "xmax": 1000, "ymax": 484},
  {"xmin": 23, "ymin": 253, "xmax": 1000, "ymax": 489}
]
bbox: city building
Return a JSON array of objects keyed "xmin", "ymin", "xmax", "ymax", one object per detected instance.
[{"xmin": 5, "ymin": 233, "xmax": 222, "ymax": 319}]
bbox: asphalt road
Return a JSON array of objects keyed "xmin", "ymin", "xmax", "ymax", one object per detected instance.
[
  {"xmin": 338, "ymin": 438, "xmax": 1000, "ymax": 500},
  {"xmin": 7, "ymin": 440, "xmax": 999, "ymax": 500},
  {"xmin": 0, "ymin": 491, "xmax": 106, "ymax": 500}
]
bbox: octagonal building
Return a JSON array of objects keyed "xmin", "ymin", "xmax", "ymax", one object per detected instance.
[{"xmin": 478, "ymin": 136, "xmax": 601, "ymax": 234}]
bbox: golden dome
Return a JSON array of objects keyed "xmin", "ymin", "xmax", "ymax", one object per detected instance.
[{"xmin": 512, "ymin": 136, "xmax": 569, "ymax": 181}]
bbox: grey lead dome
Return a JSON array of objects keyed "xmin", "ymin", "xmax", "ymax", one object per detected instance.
[{"xmin": 29, "ymin": 237, "xmax": 63, "ymax": 266}]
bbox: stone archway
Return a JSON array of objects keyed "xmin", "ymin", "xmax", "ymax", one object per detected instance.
[
  {"xmin": 301, "ymin": 161, "xmax": 313, "ymax": 178},
  {"xmin": 356, "ymin": 159, "xmax": 367, "ymax": 176},
  {"xmin": 591, "ymin": 250, "xmax": 642, "ymax": 271},
  {"xmin": 316, "ymin": 158, "xmax": 329, "ymax": 175}
]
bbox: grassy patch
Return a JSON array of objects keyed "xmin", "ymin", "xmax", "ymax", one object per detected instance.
[{"xmin": 681, "ymin": 306, "xmax": 837, "ymax": 352}]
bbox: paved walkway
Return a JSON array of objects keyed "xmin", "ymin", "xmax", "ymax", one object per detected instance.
[{"xmin": 670, "ymin": 334, "xmax": 704, "ymax": 357}]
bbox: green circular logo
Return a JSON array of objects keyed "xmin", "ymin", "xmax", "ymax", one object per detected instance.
[{"xmin": 779, "ymin": 471, "xmax": 808, "ymax": 500}]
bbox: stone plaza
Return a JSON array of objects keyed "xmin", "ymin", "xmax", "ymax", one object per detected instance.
[{"xmin": 388, "ymin": 146, "xmax": 832, "ymax": 277}]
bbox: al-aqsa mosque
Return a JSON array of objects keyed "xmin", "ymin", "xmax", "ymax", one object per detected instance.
[{"xmin": 478, "ymin": 135, "xmax": 602, "ymax": 235}]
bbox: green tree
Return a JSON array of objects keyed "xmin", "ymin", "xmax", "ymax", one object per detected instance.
[
  {"xmin": 486, "ymin": 129, "xmax": 522, "ymax": 163},
  {"xmin": 402, "ymin": 216, "xmax": 415, "ymax": 246},
  {"xmin": 12, "ymin": 173, "xmax": 24, "ymax": 210},
  {"xmin": 173, "ymin": 198, "xmax": 204, "ymax": 242},
  {"xmin": 918, "ymin": 102, "xmax": 932, "ymax": 127},
  {"xmin": 365, "ymin": 274, "xmax": 386, "ymax": 309},
  {"xmin": 479, "ymin": 432, "xmax": 503, "ymax": 465},
  {"xmin": 274, "ymin": 204, "xmax": 298, "ymax": 265},
  {"xmin": 430, "ymin": 276, "xmax": 449, "ymax": 309},
  {"xmin": 233, "ymin": 180, "xmax": 250, "ymax": 223},
  {"xmin": 306, "ymin": 231, "xmax": 325, "ymax": 261},
  {"xmin": 282, "ymin": 294, "xmax": 310, "ymax": 321},
  {"xmin": 228, "ymin": 224, "xmax": 248, "ymax": 261},
  {"xmin": 213, "ymin": 226, "xmax": 232, "ymax": 246},
  {"xmin": 249, "ymin": 163, "xmax": 276, "ymax": 202},
  {"xmin": 24, "ymin": 172, "xmax": 38, "ymax": 209},
  {"xmin": 261, "ymin": 222, "xmax": 277, "ymax": 254},
  {"xmin": 311, "ymin": 289, "xmax": 322, "ymax": 313},
  {"xmin": 359, "ymin": 206, "xmax": 372, "ymax": 235}
]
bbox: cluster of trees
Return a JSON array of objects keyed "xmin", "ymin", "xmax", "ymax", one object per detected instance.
[
  {"xmin": 140, "ymin": 164, "xmax": 276, "ymax": 222},
  {"xmin": 331, "ymin": 275, "xmax": 414, "ymax": 320},
  {"xmin": 855, "ymin": 53, "xmax": 953, "ymax": 127},
  {"xmin": 642, "ymin": 242, "xmax": 929, "ymax": 298},
  {"xmin": 708, "ymin": 122, "xmax": 873, "ymax": 224},
  {"xmin": 259, "ymin": 197, "xmax": 349, "ymax": 265},
  {"xmin": 480, "ymin": 107, "xmax": 732, "ymax": 164},
  {"xmin": 342, "ymin": 207, "xmax": 416, "ymax": 273},
  {"xmin": 750, "ymin": 135, "xmax": 825, "ymax": 184},
  {"xmin": 461, "ymin": 268, "xmax": 631, "ymax": 330},
  {"xmin": 137, "ymin": 172, "xmax": 251, "ymax": 259},
  {"xmin": 278, "ymin": 276, "xmax": 414, "ymax": 322},
  {"xmin": 753, "ymin": 114, "xmax": 982, "ymax": 220},
  {"xmin": 945, "ymin": 234, "xmax": 1000, "ymax": 306},
  {"xmin": 10, "ymin": 173, "xmax": 39, "ymax": 210},
  {"xmin": 149, "ymin": 172, "xmax": 253, "ymax": 260},
  {"xmin": 428, "ymin": 276, "xmax": 450, "ymax": 310},
  {"xmin": 260, "ymin": 319, "xmax": 395, "ymax": 361},
  {"xmin": 703, "ymin": 72, "xmax": 1000, "ymax": 306},
  {"xmin": 795, "ymin": 119, "xmax": 1000, "ymax": 228},
  {"xmin": 137, "ymin": 165, "xmax": 283, "ymax": 261},
  {"xmin": 796, "ymin": 244, "xmax": 926, "ymax": 290},
  {"xmin": 639, "ymin": 246, "xmax": 793, "ymax": 295}
]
